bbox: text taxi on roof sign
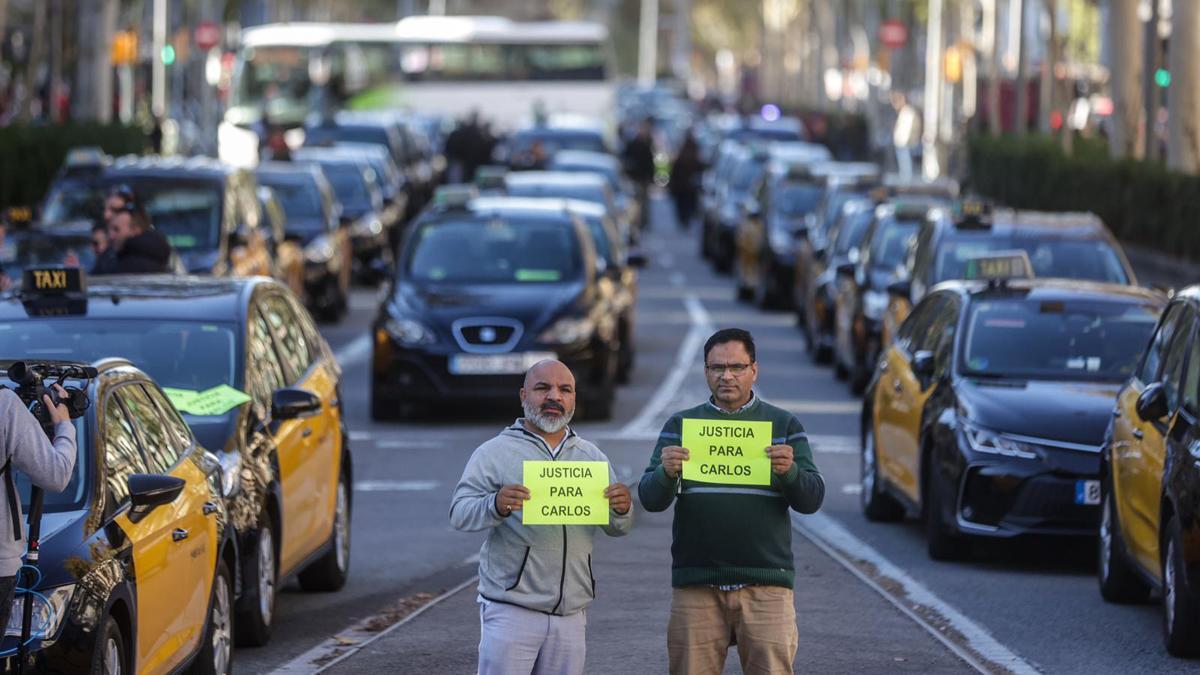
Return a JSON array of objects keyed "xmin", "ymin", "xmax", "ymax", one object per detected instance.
[{"xmin": 0, "ymin": 268, "xmax": 353, "ymax": 648}]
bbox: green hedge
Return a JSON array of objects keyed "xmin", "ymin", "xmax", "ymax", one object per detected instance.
[
  {"xmin": 967, "ymin": 134, "xmax": 1200, "ymax": 262},
  {"xmin": 0, "ymin": 123, "xmax": 148, "ymax": 214}
]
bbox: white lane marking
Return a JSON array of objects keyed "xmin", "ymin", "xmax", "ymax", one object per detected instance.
[
  {"xmin": 773, "ymin": 400, "xmax": 862, "ymax": 415},
  {"xmin": 269, "ymin": 576, "xmax": 479, "ymax": 675},
  {"xmin": 792, "ymin": 512, "xmax": 1040, "ymax": 675},
  {"xmin": 615, "ymin": 294, "xmax": 712, "ymax": 439},
  {"xmin": 349, "ymin": 431, "xmax": 373, "ymax": 442},
  {"xmin": 462, "ymin": 552, "xmax": 480, "ymax": 565},
  {"xmin": 354, "ymin": 480, "xmax": 439, "ymax": 492},
  {"xmin": 334, "ymin": 334, "xmax": 371, "ymax": 367},
  {"xmin": 376, "ymin": 439, "xmax": 448, "ymax": 449},
  {"xmin": 841, "ymin": 483, "xmax": 863, "ymax": 495}
]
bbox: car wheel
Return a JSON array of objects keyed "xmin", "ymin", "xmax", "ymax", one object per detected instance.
[
  {"xmin": 861, "ymin": 426, "xmax": 904, "ymax": 522},
  {"xmin": 299, "ymin": 469, "xmax": 352, "ymax": 592},
  {"xmin": 616, "ymin": 322, "xmax": 635, "ymax": 385},
  {"xmin": 190, "ymin": 558, "xmax": 234, "ymax": 675},
  {"xmin": 925, "ymin": 461, "xmax": 967, "ymax": 561},
  {"xmin": 235, "ymin": 513, "xmax": 278, "ymax": 647},
  {"xmin": 1163, "ymin": 515, "xmax": 1200, "ymax": 656},
  {"xmin": 90, "ymin": 614, "xmax": 127, "ymax": 675},
  {"xmin": 1097, "ymin": 481, "xmax": 1151, "ymax": 603}
]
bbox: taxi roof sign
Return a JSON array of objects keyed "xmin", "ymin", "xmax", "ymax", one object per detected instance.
[
  {"xmin": 953, "ymin": 199, "xmax": 993, "ymax": 229},
  {"xmin": 474, "ymin": 165, "xmax": 509, "ymax": 191},
  {"xmin": 963, "ymin": 250, "xmax": 1033, "ymax": 283},
  {"xmin": 20, "ymin": 267, "xmax": 88, "ymax": 317},
  {"xmin": 433, "ymin": 185, "xmax": 478, "ymax": 209}
]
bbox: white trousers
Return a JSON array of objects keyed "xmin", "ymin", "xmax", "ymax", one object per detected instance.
[{"xmin": 477, "ymin": 599, "xmax": 587, "ymax": 675}]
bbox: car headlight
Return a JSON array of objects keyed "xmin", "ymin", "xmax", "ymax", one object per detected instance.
[
  {"xmin": 962, "ymin": 422, "xmax": 1038, "ymax": 459},
  {"xmin": 220, "ymin": 451, "xmax": 241, "ymax": 497},
  {"xmin": 351, "ymin": 216, "xmax": 383, "ymax": 238},
  {"xmin": 769, "ymin": 228, "xmax": 793, "ymax": 255},
  {"xmin": 304, "ymin": 236, "xmax": 335, "ymax": 264},
  {"xmin": 538, "ymin": 316, "xmax": 595, "ymax": 345},
  {"xmin": 386, "ymin": 317, "xmax": 436, "ymax": 346},
  {"xmin": 862, "ymin": 289, "xmax": 889, "ymax": 321},
  {"xmin": 5, "ymin": 584, "xmax": 74, "ymax": 639}
]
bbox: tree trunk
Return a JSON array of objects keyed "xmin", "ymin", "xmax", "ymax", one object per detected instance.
[
  {"xmin": 1107, "ymin": 0, "xmax": 1144, "ymax": 159},
  {"xmin": 20, "ymin": 0, "xmax": 46, "ymax": 122},
  {"xmin": 1168, "ymin": 0, "xmax": 1200, "ymax": 171}
]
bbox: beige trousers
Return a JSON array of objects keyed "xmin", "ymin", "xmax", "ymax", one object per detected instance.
[{"xmin": 667, "ymin": 586, "xmax": 798, "ymax": 674}]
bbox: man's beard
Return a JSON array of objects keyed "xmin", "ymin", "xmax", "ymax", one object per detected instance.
[{"xmin": 523, "ymin": 398, "xmax": 574, "ymax": 434}]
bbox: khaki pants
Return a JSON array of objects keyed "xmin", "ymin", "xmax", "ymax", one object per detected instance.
[{"xmin": 667, "ymin": 586, "xmax": 798, "ymax": 675}]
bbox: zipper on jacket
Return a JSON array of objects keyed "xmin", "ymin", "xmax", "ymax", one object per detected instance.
[
  {"xmin": 552, "ymin": 525, "xmax": 567, "ymax": 614},
  {"xmin": 509, "ymin": 422, "xmax": 573, "ymax": 614},
  {"xmin": 506, "ymin": 547, "xmax": 531, "ymax": 591},
  {"xmin": 587, "ymin": 554, "xmax": 595, "ymax": 598}
]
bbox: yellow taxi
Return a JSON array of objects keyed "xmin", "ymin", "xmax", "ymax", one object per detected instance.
[
  {"xmin": 0, "ymin": 271, "xmax": 353, "ymax": 649},
  {"xmin": 1099, "ymin": 286, "xmax": 1200, "ymax": 656}
]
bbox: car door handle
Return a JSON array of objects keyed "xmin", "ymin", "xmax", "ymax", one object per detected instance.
[
  {"xmin": 892, "ymin": 379, "xmax": 902, "ymax": 393},
  {"xmin": 203, "ymin": 502, "xmax": 219, "ymax": 516},
  {"xmin": 172, "ymin": 528, "xmax": 189, "ymax": 542},
  {"xmin": 1112, "ymin": 408, "xmax": 1121, "ymax": 418},
  {"xmin": 1132, "ymin": 429, "xmax": 1144, "ymax": 440},
  {"xmin": 302, "ymin": 427, "xmax": 313, "ymax": 438},
  {"xmin": 879, "ymin": 360, "xmax": 888, "ymax": 373}
]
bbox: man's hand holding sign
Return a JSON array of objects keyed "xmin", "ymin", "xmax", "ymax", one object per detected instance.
[
  {"xmin": 661, "ymin": 421, "xmax": 795, "ymax": 483},
  {"xmin": 496, "ymin": 461, "xmax": 630, "ymax": 523}
]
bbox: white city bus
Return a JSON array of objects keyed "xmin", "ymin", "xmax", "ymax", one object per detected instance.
[{"xmin": 219, "ymin": 16, "xmax": 615, "ymax": 167}]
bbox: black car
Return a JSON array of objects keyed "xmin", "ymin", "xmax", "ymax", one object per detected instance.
[
  {"xmin": 255, "ymin": 163, "xmax": 352, "ymax": 321},
  {"xmin": 293, "ymin": 154, "xmax": 391, "ymax": 282},
  {"xmin": 833, "ymin": 199, "xmax": 943, "ymax": 392},
  {"xmin": 802, "ymin": 195, "xmax": 876, "ymax": 364},
  {"xmin": 314, "ymin": 111, "xmax": 435, "ymax": 216},
  {"xmin": 372, "ymin": 189, "xmax": 621, "ymax": 420},
  {"xmin": 705, "ymin": 144, "xmax": 771, "ymax": 273},
  {"xmin": 862, "ymin": 262, "xmax": 1164, "ymax": 560}
]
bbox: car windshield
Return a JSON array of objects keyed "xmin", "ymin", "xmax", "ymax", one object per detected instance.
[
  {"xmin": 730, "ymin": 159, "xmax": 765, "ymax": 193},
  {"xmin": 580, "ymin": 215, "xmax": 615, "ymax": 267},
  {"xmin": 936, "ymin": 235, "xmax": 1130, "ymax": 284},
  {"xmin": 42, "ymin": 179, "xmax": 106, "ymax": 224},
  {"xmin": 306, "ymin": 127, "xmax": 392, "ymax": 153},
  {"xmin": 832, "ymin": 209, "xmax": 874, "ymax": 256},
  {"xmin": 961, "ymin": 299, "xmax": 1160, "ymax": 381},
  {"xmin": 775, "ymin": 184, "xmax": 823, "ymax": 217},
  {"xmin": 258, "ymin": 180, "xmax": 325, "ymax": 230},
  {"xmin": 319, "ymin": 164, "xmax": 371, "ymax": 210},
  {"xmin": 15, "ymin": 417, "xmax": 87, "ymax": 513},
  {"xmin": 407, "ymin": 219, "xmax": 581, "ymax": 284},
  {"xmin": 870, "ymin": 219, "xmax": 919, "ymax": 269},
  {"xmin": 1, "ymin": 229, "xmax": 96, "ymax": 273},
  {"xmin": 100, "ymin": 179, "xmax": 222, "ymax": 252},
  {"xmin": 0, "ymin": 320, "xmax": 238, "ymax": 391},
  {"xmin": 511, "ymin": 132, "xmax": 606, "ymax": 156},
  {"xmin": 506, "ymin": 184, "xmax": 608, "ymax": 209}
]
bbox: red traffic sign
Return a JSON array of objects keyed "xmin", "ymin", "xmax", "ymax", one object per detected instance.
[
  {"xmin": 194, "ymin": 21, "xmax": 220, "ymax": 50},
  {"xmin": 879, "ymin": 20, "xmax": 908, "ymax": 49}
]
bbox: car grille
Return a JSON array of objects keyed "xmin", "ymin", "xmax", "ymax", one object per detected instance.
[{"xmin": 451, "ymin": 317, "xmax": 523, "ymax": 354}]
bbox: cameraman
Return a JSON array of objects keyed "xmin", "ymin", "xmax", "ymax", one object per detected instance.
[{"xmin": 0, "ymin": 384, "xmax": 75, "ymax": 631}]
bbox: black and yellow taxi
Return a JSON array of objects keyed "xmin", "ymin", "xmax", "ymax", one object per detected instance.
[
  {"xmin": 881, "ymin": 202, "xmax": 1138, "ymax": 350},
  {"xmin": 0, "ymin": 269, "xmax": 236, "ymax": 674},
  {"xmin": 792, "ymin": 162, "xmax": 881, "ymax": 342},
  {"xmin": 799, "ymin": 195, "xmax": 876, "ymax": 364},
  {"xmin": 0, "ymin": 271, "xmax": 353, "ymax": 649},
  {"xmin": 733, "ymin": 158, "xmax": 826, "ymax": 308},
  {"xmin": 372, "ymin": 188, "xmax": 620, "ymax": 420},
  {"xmin": 833, "ymin": 197, "xmax": 949, "ymax": 393},
  {"xmin": 1098, "ymin": 285, "xmax": 1200, "ymax": 656},
  {"xmin": 860, "ymin": 254, "xmax": 1163, "ymax": 561}
]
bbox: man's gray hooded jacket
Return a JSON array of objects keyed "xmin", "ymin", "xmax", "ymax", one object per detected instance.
[{"xmin": 450, "ymin": 421, "xmax": 633, "ymax": 615}]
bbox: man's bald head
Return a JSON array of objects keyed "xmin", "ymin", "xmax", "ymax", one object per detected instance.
[{"xmin": 521, "ymin": 359, "xmax": 576, "ymax": 434}]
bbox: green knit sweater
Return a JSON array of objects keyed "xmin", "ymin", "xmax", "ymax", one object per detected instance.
[{"xmin": 638, "ymin": 395, "xmax": 825, "ymax": 589}]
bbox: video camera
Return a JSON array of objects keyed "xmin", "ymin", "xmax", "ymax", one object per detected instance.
[{"xmin": 6, "ymin": 361, "xmax": 95, "ymax": 429}]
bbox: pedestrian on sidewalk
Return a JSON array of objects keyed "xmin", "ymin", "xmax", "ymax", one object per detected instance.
[
  {"xmin": 450, "ymin": 359, "xmax": 634, "ymax": 675},
  {"xmin": 669, "ymin": 129, "xmax": 705, "ymax": 231},
  {"xmin": 639, "ymin": 328, "xmax": 825, "ymax": 674}
]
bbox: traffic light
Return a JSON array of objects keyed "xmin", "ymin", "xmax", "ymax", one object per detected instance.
[
  {"xmin": 1155, "ymin": 68, "xmax": 1171, "ymax": 88},
  {"xmin": 111, "ymin": 31, "xmax": 137, "ymax": 66},
  {"xmin": 161, "ymin": 45, "xmax": 175, "ymax": 66}
]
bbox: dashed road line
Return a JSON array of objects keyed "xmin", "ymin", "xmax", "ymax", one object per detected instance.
[
  {"xmin": 354, "ymin": 480, "xmax": 440, "ymax": 492},
  {"xmin": 792, "ymin": 511, "xmax": 1040, "ymax": 675}
]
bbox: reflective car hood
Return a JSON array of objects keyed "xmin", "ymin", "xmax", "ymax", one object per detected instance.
[
  {"xmin": 956, "ymin": 379, "xmax": 1122, "ymax": 446},
  {"xmin": 180, "ymin": 248, "xmax": 221, "ymax": 274},
  {"xmin": 396, "ymin": 281, "xmax": 584, "ymax": 335}
]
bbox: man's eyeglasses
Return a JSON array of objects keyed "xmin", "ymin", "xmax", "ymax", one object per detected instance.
[{"xmin": 705, "ymin": 363, "xmax": 753, "ymax": 376}]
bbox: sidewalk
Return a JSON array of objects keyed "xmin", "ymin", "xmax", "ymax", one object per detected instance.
[{"xmin": 326, "ymin": 507, "xmax": 972, "ymax": 674}]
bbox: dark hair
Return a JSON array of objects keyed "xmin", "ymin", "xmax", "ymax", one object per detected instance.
[
  {"xmin": 704, "ymin": 328, "xmax": 756, "ymax": 364},
  {"xmin": 91, "ymin": 221, "xmax": 107, "ymax": 234},
  {"xmin": 107, "ymin": 184, "xmax": 150, "ymax": 231}
]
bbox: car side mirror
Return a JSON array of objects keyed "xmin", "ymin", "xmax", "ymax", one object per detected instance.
[
  {"xmin": 792, "ymin": 227, "xmax": 809, "ymax": 241},
  {"xmin": 627, "ymin": 251, "xmax": 647, "ymax": 268},
  {"xmin": 911, "ymin": 350, "xmax": 935, "ymax": 379},
  {"xmin": 272, "ymin": 387, "xmax": 322, "ymax": 421},
  {"xmin": 1136, "ymin": 382, "xmax": 1169, "ymax": 422},
  {"xmin": 127, "ymin": 474, "xmax": 185, "ymax": 524},
  {"xmin": 836, "ymin": 262, "xmax": 855, "ymax": 278},
  {"xmin": 887, "ymin": 280, "xmax": 911, "ymax": 300}
]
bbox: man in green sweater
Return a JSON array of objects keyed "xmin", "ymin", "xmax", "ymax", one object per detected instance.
[{"xmin": 639, "ymin": 328, "xmax": 825, "ymax": 674}]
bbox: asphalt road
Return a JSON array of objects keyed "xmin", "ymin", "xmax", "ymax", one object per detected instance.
[{"xmin": 240, "ymin": 196, "xmax": 1198, "ymax": 674}]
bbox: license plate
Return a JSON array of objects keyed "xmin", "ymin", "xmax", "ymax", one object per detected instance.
[
  {"xmin": 1075, "ymin": 480, "xmax": 1101, "ymax": 506},
  {"xmin": 449, "ymin": 352, "xmax": 557, "ymax": 375}
]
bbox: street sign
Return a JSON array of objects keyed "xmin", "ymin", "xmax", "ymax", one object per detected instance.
[
  {"xmin": 879, "ymin": 20, "xmax": 908, "ymax": 50},
  {"xmin": 195, "ymin": 21, "xmax": 220, "ymax": 51}
]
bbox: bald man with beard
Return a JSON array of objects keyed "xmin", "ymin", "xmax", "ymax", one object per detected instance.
[{"xmin": 450, "ymin": 360, "xmax": 633, "ymax": 675}]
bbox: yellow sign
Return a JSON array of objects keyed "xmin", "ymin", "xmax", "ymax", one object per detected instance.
[
  {"xmin": 681, "ymin": 419, "xmax": 773, "ymax": 486},
  {"xmin": 522, "ymin": 461, "xmax": 609, "ymax": 525},
  {"xmin": 163, "ymin": 385, "xmax": 252, "ymax": 416}
]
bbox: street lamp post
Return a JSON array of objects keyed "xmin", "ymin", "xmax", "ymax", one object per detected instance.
[{"xmin": 639, "ymin": 0, "xmax": 659, "ymax": 87}]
